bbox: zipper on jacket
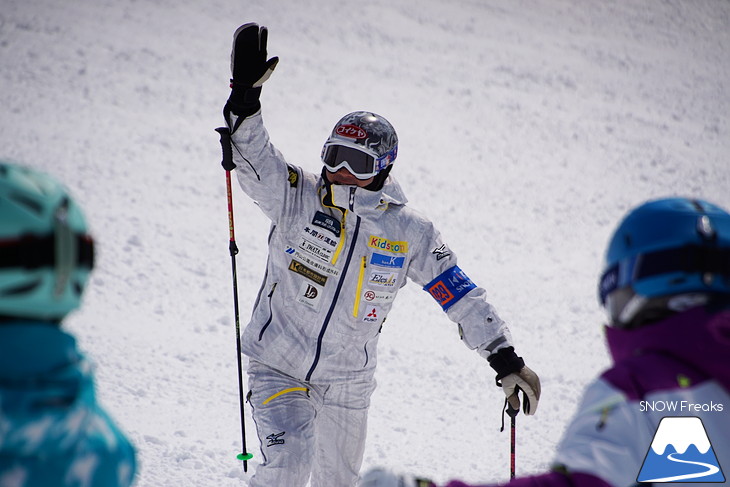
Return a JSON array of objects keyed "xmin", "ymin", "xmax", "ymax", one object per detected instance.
[
  {"xmin": 352, "ymin": 256, "xmax": 367, "ymax": 317},
  {"xmin": 258, "ymin": 282, "xmax": 278, "ymax": 341},
  {"xmin": 331, "ymin": 211, "xmax": 347, "ymax": 265},
  {"xmin": 305, "ymin": 215, "xmax": 362, "ymax": 382},
  {"xmin": 348, "ymin": 186, "xmax": 356, "ymax": 210},
  {"xmin": 321, "ymin": 185, "xmax": 350, "ymax": 266}
]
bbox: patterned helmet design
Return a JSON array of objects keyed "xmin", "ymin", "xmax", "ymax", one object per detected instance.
[{"xmin": 321, "ymin": 111, "xmax": 398, "ymax": 179}]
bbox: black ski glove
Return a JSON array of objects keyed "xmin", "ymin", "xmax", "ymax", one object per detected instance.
[
  {"xmin": 225, "ymin": 23, "xmax": 279, "ymax": 118},
  {"xmin": 488, "ymin": 346, "xmax": 541, "ymax": 415}
]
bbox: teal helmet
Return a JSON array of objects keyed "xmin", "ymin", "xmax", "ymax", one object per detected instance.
[
  {"xmin": 0, "ymin": 162, "xmax": 94, "ymax": 320},
  {"xmin": 599, "ymin": 197, "xmax": 730, "ymax": 328}
]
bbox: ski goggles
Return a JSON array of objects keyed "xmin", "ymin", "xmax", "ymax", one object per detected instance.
[
  {"xmin": 0, "ymin": 233, "xmax": 94, "ymax": 270},
  {"xmin": 598, "ymin": 244, "xmax": 730, "ymax": 305},
  {"xmin": 321, "ymin": 142, "xmax": 397, "ymax": 180}
]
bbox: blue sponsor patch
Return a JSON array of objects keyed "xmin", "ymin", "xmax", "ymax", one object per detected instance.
[
  {"xmin": 423, "ymin": 265, "xmax": 476, "ymax": 311},
  {"xmin": 370, "ymin": 252, "xmax": 405, "ymax": 268}
]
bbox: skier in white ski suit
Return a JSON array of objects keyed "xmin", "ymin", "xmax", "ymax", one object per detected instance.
[
  {"xmin": 219, "ymin": 23, "xmax": 541, "ymax": 487},
  {"xmin": 361, "ymin": 197, "xmax": 730, "ymax": 487}
]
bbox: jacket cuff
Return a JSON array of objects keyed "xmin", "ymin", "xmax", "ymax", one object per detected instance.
[{"xmin": 487, "ymin": 346, "xmax": 525, "ymax": 380}]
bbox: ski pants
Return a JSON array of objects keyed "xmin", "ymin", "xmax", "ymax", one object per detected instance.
[{"xmin": 246, "ymin": 360, "xmax": 376, "ymax": 487}]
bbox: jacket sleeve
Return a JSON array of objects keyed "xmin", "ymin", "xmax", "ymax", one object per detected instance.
[
  {"xmin": 405, "ymin": 217, "xmax": 514, "ymax": 359},
  {"xmin": 226, "ymin": 110, "xmax": 306, "ymax": 224}
]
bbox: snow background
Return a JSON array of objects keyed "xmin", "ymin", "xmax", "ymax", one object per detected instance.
[{"xmin": 1, "ymin": 0, "xmax": 729, "ymax": 485}]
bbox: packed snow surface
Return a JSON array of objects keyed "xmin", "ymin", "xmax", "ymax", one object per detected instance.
[{"xmin": 1, "ymin": 0, "xmax": 728, "ymax": 485}]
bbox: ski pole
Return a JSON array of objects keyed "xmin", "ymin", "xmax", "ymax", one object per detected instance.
[
  {"xmin": 506, "ymin": 402, "xmax": 518, "ymax": 479},
  {"xmin": 217, "ymin": 127, "xmax": 253, "ymax": 471},
  {"xmin": 500, "ymin": 390, "xmax": 520, "ymax": 480}
]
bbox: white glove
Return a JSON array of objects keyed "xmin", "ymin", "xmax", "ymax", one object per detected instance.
[
  {"xmin": 500, "ymin": 365, "xmax": 541, "ymax": 415},
  {"xmin": 359, "ymin": 468, "xmax": 436, "ymax": 487},
  {"xmin": 487, "ymin": 347, "xmax": 541, "ymax": 415}
]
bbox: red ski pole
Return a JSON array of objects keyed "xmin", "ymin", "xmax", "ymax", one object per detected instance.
[
  {"xmin": 217, "ymin": 127, "xmax": 253, "ymax": 472},
  {"xmin": 501, "ymin": 392, "xmax": 520, "ymax": 480},
  {"xmin": 507, "ymin": 403, "xmax": 518, "ymax": 479}
]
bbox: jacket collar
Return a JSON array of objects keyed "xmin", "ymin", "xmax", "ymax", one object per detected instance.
[
  {"xmin": 605, "ymin": 305, "xmax": 730, "ymax": 391},
  {"xmin": 320, "ymin": 175, "xmax": 408, "ymax": 214}
]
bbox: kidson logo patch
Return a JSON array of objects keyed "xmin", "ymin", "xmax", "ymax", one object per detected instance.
[
  {"xmin": 368, "ymin": 236, "xmax": 408, "ymax": 253},
  {"xmin": 637, "ymin": 416, "xmax": 725, "ymax": 483}
]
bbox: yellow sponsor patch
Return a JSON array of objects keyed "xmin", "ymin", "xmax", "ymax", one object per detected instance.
[{"xmin": 368, "ymin": 235, "xmax": 408, "ymax": 253}]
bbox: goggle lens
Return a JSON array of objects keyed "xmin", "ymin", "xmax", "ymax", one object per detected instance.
[{"xmin": 322, "ymin": 144, "xmax": 376, "ymax": 177}]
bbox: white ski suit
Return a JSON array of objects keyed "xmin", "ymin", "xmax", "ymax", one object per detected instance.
[{"xmin": 228, "ymin": 111, "xmax": 513, "ymax": 486}]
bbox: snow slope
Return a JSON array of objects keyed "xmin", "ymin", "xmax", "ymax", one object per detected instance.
[{"xmin": 1, "ymin": 0, "xmax": 729, "ymax": 485}]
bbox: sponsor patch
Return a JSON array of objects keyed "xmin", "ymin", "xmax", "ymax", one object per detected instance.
[
  {"xmin": 289, "ymin": 259, "xmax": 328, "ymax": 286},
  {"xmin": 370, "ymin": 252, "xmax": 405, "ymax": 269},
  {"xmin": 368, "ymin": 236, "xmax": 408, "ymax": 253},
  {"xmin": 336, "ymin": 124, "xmax": 367, "ymax": 139},
  {"xmin": 303, "ymin": 226, "xmax": 338, "ymax": 248},
  {"xmin": 296, "ymin": 225, "xmax": 339, "ymax": 264},
  {"xmin": 286, "ymin": 165, "xmax": 298, "ymax": 188},
  {"xmin": 296, "ymin": 282, "xmax": 323, "ymax": 311},
  {"xmin": 312, "ymin": 211, "xmax": 341, "ymax": 237},
  {"xmin": 266, "ymin": 432, "xmax": 286, "ymax": 447},
  {"xmin": 299, "ymin": 240, "xmax": 333, "ymax": 263},
  {"xmin": 368, "ymin": 270, "xmax": 398, "ymax": 289},
  {"xmin": 432, "ymin": 244, "xmax": 451, "ymax": 261},
  {"xmin": 286, "ymin": 247, "xmax": 340, "ymax": 277},
  {"xmin": 363, "ymin": 289, "xmax": 396, "ymax": 304},
  {"xmin": 424, "ymin": 266, "xmax": 476, "ymax": 311},
  {"xmin": 362, "ymin": 305, "xmax": 382, "ymax": 324}
]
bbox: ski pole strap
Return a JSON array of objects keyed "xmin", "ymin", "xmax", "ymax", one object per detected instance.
[{"xmin": 500, "ymin": 396, "xmax": 519, "ymax": 432}]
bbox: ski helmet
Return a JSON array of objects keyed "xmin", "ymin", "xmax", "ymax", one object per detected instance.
[
  {"xmin": 598, "ymin": 197, "xmax": 730, "ymax": 328},
  {"xmin": 321, "ymin": 111, "xmax": 398, "ymax": 180},
  {"xmin": 0, "ymin": 162, "xmax": 94, "ymax": 321}
]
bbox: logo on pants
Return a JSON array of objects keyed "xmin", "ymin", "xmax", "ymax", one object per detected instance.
[{"xmin": 266, "ymin": 431, "xmax": 286, "ymax": 447}]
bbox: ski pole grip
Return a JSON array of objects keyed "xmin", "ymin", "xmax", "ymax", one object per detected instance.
[
  {"xmin": 216, "ymin": 127, "xmax": 236, "ymax": 171},
  {"xmin": 507, "ymin": 385, "xmax": 522, "ymax": 417}
]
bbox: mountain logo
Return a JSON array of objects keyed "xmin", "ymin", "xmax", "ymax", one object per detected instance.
[{"xmin": 637, "ymin": 416, "xmax": 725, "ymax": 483}]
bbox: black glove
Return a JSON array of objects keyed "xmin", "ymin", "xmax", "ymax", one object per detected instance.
[
  {"xmin": 225, "ymin": 23, "xmax": 279, "ymax": 118},
  {"xmin": 488, "ymin": 347, "xmax": 541, "ymax": 415}
]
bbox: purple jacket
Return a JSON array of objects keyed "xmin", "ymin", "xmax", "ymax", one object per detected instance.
[{"xmin": 445, "ymin": 305, "xmax": 730, "ymax": 487}]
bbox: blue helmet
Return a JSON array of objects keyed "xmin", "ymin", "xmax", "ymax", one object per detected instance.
[
  {"xmin": 0, "ymin": 162, "xmax": 94, "ymax": 321},
  {"xmin": 599, "ymin": 197, "xmax": 730, "ymax": 328}
]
